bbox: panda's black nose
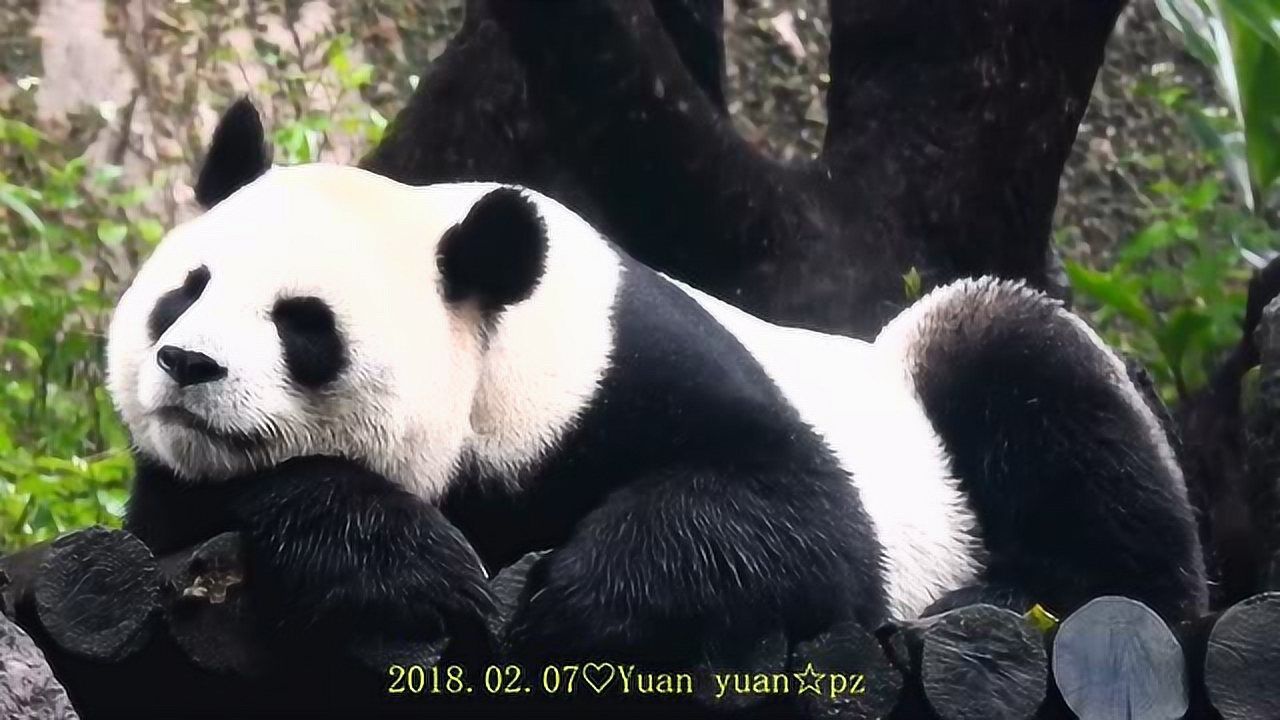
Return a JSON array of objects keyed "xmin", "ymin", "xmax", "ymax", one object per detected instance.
[{"xmin": 156, "ymin": 345, "xmax": 227, "ymax": 387}]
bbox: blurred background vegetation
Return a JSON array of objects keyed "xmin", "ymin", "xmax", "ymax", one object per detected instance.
[{"xmin": 1, "ymin": 0, "xmax": 1278, "ymax": 550}]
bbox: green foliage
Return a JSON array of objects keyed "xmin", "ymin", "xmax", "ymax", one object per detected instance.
[
  {"xmin": 1157, "ymin": 0, "xmax": 1280, "ymax": 205},
  {"xmin": 1066, "ymin": 171, "xmax": 1276, "ymax": 401},
  {"xmin": 253, "ymin": 32, "xmax": 387, "ymax": 164},
  {"xmin": 0, "ymin": 114, "xmax": 141, "ymax": 550},
  {"xmin": 1067, "ymin": 1, "xmax": 1280, "ymax": 405},
  {"xmin": 0, "ymin": 20, "xmax": 388, "ymax": 552},
  {"xmin": 902, "ymin": 267, "xmax": 923, "ymax": 302}
]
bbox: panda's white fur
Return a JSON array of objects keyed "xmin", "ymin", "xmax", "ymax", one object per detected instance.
[
  {"xmin": 668, "ymin": 279, "xmax": 983, "ymax": 618},
  {"xmin": 110, "ymin": 167, "xmax": 619, "ymax": 500},
  {"xmin": 113, "ymin": 160, "xmax": 1206, "ymax": 641}
]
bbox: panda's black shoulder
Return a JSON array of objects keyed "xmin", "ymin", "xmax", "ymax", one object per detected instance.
[{"xmin": 443, "ymin": 257, "xmax": 870, "ymax": 571}]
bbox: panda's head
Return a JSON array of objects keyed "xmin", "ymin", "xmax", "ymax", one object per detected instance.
[{"xmin": 107, "ymin": 99, "xmax": 619, "ymax": 495}]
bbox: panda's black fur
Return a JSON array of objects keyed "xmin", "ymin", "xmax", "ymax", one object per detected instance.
[
  {"xmin": 119, "ymin": 101, "xmax": 1206, "ymax": 682},
  {"xmin": 445, "ymin": 254, "xmax": 890, "ymax": 662}
]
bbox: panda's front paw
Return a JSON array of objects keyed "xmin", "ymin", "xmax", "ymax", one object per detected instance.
[
  {"xmin": 230, "ymin": 456, "xmax": 496, "ymax": 662},
  {"xmin": 502, "ymin": 549, "xmax": 775, "ymax": 672}
]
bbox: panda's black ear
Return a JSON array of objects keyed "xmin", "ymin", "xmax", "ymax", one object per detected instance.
[
  {"xmin": 195, "ymin": 97, "xmax": 271, "ymax": 209},
  {"xmin": 437, "ymin": 187, "xmax": 548, "ymax": 313}
]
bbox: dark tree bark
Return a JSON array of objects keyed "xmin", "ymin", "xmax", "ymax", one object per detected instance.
[
  {"xmin": 881, "ymin": 605, "xmax": 1047, "ymax": 720},
  {"xmin": 0, "ymin": 612, "xmax": 79, "ymax": 720},
  {"xmin": 364, "ymin": 0, "xmax": 1123, "ymax": 338},
  {"xmin": 822, "ymin": 0, "xmax": 1122, "ymax": 294},
  {"xmin": 1178, "ymin": 260, "xmax": 1280, "ymax": 607}
]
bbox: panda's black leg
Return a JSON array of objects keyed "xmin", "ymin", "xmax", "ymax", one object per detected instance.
[
  {"xmin": 889, "ymin": 279, "xmax": 1208, "ymax": 622},
  {"xmin": 228, "ymin": 456, "xmax": 496, "ymax": 662},
  {"xmin": 502, "ymin": 468, "xmax": 886, "ymax": 672}
]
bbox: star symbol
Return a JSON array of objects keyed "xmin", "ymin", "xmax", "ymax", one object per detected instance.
[{"xmin": 793, "ymin": 662, "xmax": 826, "ymax": 696}]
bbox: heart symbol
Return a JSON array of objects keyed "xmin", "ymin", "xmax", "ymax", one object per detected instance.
[{"xmin": 582, "ymin": 662, "xmax": 616, "ymax": 694}]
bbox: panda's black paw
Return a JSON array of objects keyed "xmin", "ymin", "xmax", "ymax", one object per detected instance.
[
  {"xmin": 501, "ymin": 548, "xmax": 779, "ymax": 671},
  {"xmin": 229, "ymin": 456, "xmax": 496, "ymax": 664}
]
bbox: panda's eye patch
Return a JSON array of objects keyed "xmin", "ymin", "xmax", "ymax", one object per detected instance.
[
  {"xmin": 272, "ymin": 296, "xmax": 347, "ymax": 388},
  {"xmin": 148, "ymin": 265, "xmax": 211, "ymax": 342}
]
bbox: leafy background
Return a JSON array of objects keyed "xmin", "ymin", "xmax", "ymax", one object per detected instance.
[{"xmin": 1, "ymin": 0, "xmax": 1278, "ymax": 550}]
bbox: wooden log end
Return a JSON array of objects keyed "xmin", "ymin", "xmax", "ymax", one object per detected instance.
[
  {"xmin": 687, "ymin": 630, "xmax": 789, "ymax": 712},
  {"xmin": 1053, "ymin": 596, "xmax": 1187, "ymax": 720},
  {"xmin": 1205, "ymin": 592, "xmax": 1280, "ymax": 720},
  {"xmin": 33, "ymin": 527, "xmax": 160, "ymax": 663},
  {"xmin": 0, "ymin": 611, "xmax": 80, "ymax": 720},
  {"xmin": 0, "ymin": 541, "xmax": 52, "ymax": 620},
  {"xmin": 488, "ymin": 550, "xmax": 549, "ymax": 643},
  {"xmin": 915, "ymin": 604, "xmax": 1048, "ymax": 720},
  {"xmin": 792, "ymin": 621, "xmax": 902, "ymax": 720},
  {"xmin": 163, "ymin": 532, "xmax": 272, "ymax": 676}
]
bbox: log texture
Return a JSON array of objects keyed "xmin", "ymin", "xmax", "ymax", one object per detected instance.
[
  {"xmin": 7, "ymin": 534, "xmax": 1280, "ymax": 719},
  {"xmin": 0, "ymin": 611, "xmax": 79, "ymax": 720},
  {"xmin": 1052, "ymin": 596, "xmax": 1187, "ymax": 720}
]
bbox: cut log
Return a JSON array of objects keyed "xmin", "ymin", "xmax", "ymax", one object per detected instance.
[
  {"xmin": 488, "ymin": 550, "xmax": 548, "ymax": 643},
  {"xmin": 0, "ymin": 611, "xmax": 80, "ymax": 720},
  {"xmin": 1052, "ymin": 596, "xmax": 1187, "ymax": 720},
  {"xmin": 32, "ymin": 527, "xmax": 160, "ymax": 663},
  {"xmin": 160, "ymin": 532, "xmax": 270, "ymax": 676},
  {"xmin": 1203, "ymin": 592, "xmax": 1280, "ymax": 720},
  {"xmin": 687, "ymin": 630, "xmax": 789, "ymax": 713},
  {"xmin": 0, "ymin": 541, "xmax": 49, "ymax": 619},
  {"xmin": 882, "ymin": 604, "xmax": 1047, "ymax": 720},
  {"xmin": 791, "ymin": 621, "xmax": 901, "ymax": 720}
]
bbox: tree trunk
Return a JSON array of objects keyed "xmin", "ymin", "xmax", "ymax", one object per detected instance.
[{"xmin": 363, "ymin": 0, "xmax": 1122, "ymax": 338}]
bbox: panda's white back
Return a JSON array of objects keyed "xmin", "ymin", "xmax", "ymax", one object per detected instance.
[{"xmin": 667, "ymin": 278, "xmax": 984, "ymax": 618}]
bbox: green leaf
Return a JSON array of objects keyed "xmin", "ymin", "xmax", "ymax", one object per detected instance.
[
  {"xmin": 1184, "ymin": 178, "xmax": 1222, "ymax": 210},
  {"xmin": 0, "ymin": 117, "xmax": 44, "ymax": 150},
  {"xmin": 1155, "ymin": 0, "xmax": 1225, "ymax": 68},
  {"xmin": 902, "ymin": 267, "xmax": 923, "ymax": 301},
  {"xmin": 1118, "ymin": 221, "xmax": 1176, "ymax": 266},
  {"xmin": 1154, "ymin": 307, "xmax": 1214, "ymax": 383},
  {"xmin": 341, "ymin": 64, "xmax": 374, "ymax": 90},
  {"xmin": 0, "ymin": 186, "xmax": 45, "ymax": 233},
  {"xmin": 324, "ymin": 34, "xmax": 354, "ymax": 65},
  {"xmin": 1157, "ymin": 0, "xmax": 1266, "ymax": 203},
  {"xmin": 93, "ymin": 164, "xmax": 124, "ymax": 185},
  {"xmin": 1221, "ymin": 0, "xmax": 1280, "ymax": 54},
  {"xmin": 1226, "ymin": 8, "xmax": 1280, "ymax": 195},
  {"xmin": 1158, "ymin": 85, "xmax": 1192, "ymax": 108},
  {"xmin": 3, "ymin": 338, "xmax": 41, "ymax": 365},
  {"xmin": 96, "ymin": 220, "xmax": 128, "ymax": 246},
  {"xmin": 1065, "ymin": 262, "xmax": 1156, "ymax": 328},
  {"xmin": 135, "ymin": 218, "xmax": 165, "ymax": 245},
  {"xmin": 1024, "ymin": 604, "xmax": 1061, "ymax": 632}
]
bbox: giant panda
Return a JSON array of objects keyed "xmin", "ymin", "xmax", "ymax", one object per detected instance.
[{"xmin": 108, "ymin": 100, "xmax": 1207, "ymax": 671}]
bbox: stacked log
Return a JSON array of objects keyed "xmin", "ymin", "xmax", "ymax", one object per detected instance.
[{"xmin": 4, "ymin": 531, "xmax": 1279, "ymax": 719}]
